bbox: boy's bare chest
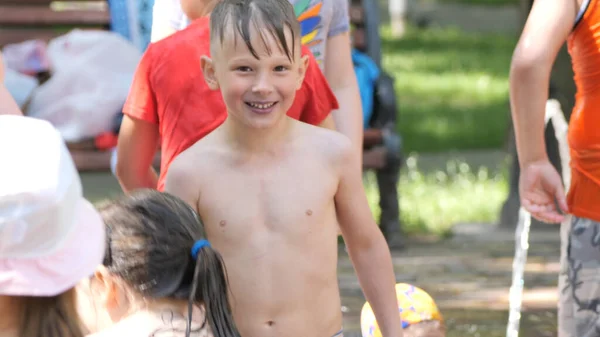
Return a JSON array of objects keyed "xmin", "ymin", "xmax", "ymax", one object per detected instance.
[{"xmin": 196, "ymin": 161, "xmax": 338, "ymax": 235}]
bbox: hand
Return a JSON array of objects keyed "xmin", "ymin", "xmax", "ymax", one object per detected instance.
[{"xmin": 519, "ymin": 159, "xmax": 569, "ymax": 223}]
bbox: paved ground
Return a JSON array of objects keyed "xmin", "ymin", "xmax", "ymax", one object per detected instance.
[
  {"xmin": 82, "ymin": 168, "xmax": 560, "ymax": 336},
  {"xmin": 339, "ymin": 224, "xmax": 560, "ymax": 336}
]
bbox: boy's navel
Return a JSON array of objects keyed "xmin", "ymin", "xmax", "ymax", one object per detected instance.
[
  {"xmin": 219, "ymin": 220, "xmax": 227, "ymax": 227},
  {"xmin": 305, "ymin": 209, "xmax": 313, "ymax": 216}
]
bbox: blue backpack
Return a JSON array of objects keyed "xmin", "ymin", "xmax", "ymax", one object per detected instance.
[{"xmin": 352, "ymin": 48, "xmax": 380, "ymax": 129}]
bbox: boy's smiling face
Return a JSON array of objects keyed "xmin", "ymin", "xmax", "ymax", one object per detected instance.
[{"xmin": 202, "ymin": 22, "xmax": 308, "ymax": 130}]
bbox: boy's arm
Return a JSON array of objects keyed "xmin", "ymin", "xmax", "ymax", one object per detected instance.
[
  {"xmin": 115, "ymin": 116, "xmax": 160, "ymax": 192},
  {"xmin": 325, "ymin": 0, "xmax": 363, "ymax": 160},
  {"xmin": 0, "ymin": 85, "xmax": 23, "ymax": 116},
  {"xmin": 510, "ymin": 0, "xmax": 575, "ymax": 167},
  {"xmin": 334, "ymin": 139, "xmax": 402, "ymax": 337},
  {"xmin": 0, "ymin": 52, "xmax": 4, "ymax": 82},
  {"xmin": 0, "ymin": 52, "xmax": 23, "ymax": 116},
  {"xmin": 510, "ymin": 0, "xmax": 574, "ymax": 221},
  {"xmin": 115, "ymin": 47, "xmax": 160, "ymax": 192}
]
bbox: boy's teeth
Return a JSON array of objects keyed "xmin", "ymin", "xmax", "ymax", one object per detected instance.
[{"xmin": 249, "ymin": 102, "xmax": 274, "ymax": 109}]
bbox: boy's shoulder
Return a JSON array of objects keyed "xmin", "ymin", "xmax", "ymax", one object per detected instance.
[
  {"xmin": 163, "ymin": 138, "xmax": 215, "ymax": 198},
  {"xmin": 295, "ymin": 121, "xmax": 353, "ymax": 163},
  {"xmin": 168, "ymin": 131, "xmax": 224, "ymax": 175}
]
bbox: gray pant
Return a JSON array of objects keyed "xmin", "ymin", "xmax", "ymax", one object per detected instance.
[{"xmin": 559, "ymin": 216, "xmax": 600, "ymax": 337}]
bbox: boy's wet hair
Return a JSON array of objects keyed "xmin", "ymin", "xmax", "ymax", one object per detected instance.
[
  {"xmin": 210, "ymin": 0, "xmax": 300, "ymax": 61},
  {"xmin": 98, "ymin": 190, "xmax": 241, "ymax": 337}
]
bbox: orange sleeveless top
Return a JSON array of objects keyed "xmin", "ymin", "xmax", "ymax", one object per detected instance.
[{"xmin": 567, "ymin": 0, "xmax": 600, "ymax": 221}]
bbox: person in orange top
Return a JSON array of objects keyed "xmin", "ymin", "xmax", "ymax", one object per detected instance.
[
  {"xmin": 115, "ymin": 2, "xmax": 338, "ymax": 192},
  {"xmin": 510, "ymin": 0, "xmax": 600, "ymax": 335}
]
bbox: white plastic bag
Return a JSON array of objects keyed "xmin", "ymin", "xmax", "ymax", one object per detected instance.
[
  {"xmin": 2, "ymin": 39, "xmax": 50, "ymax": 75},
  {"xmin": 27, "ymin": 29, "xmax": 141, "ymax": 142},
  {"xmin": 2, "ymin": 54, "xmax": 38, "ymax": 108},
  {"xmin": 3, "ymin": 69, "xmax": 38, "ymax": 108}
]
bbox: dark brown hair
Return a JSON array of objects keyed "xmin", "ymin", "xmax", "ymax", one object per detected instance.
[
  {"xmin": 210, "ymin": 0, "xmax": 300, "ymax": 61},
  {"xmin": 18, "ymin": 288, "xmax": 85, "ymax": 337},
  {"xmin": 98, "ymin": 190, "xmax": 240, "ymax": 337}
]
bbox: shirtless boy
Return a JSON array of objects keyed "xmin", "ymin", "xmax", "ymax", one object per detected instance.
[
  {"xmin": 164, "ymin": 0, "xmax": 402, "ymax": 336},
  {"xmin": 115, "ymin": 0, "xmax": 337, "ymax": 193}
]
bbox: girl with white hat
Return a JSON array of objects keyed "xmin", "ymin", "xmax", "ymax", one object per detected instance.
[{"xmin": 0, "ymin": 115, "xmax": 106, "ymax": 337}]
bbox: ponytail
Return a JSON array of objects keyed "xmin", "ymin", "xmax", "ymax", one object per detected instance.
[
  {"xmin": 98, "ymin": 191, "xmax": 240, "ymax": 337},
  {"xmin": 187, "ymin": 240, "xmax": 240, "ymax": 337}
]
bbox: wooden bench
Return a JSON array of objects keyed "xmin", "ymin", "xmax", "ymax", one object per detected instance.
[
  {"xmin": 0, "ymin": 0, "xmax": 114, "ymax": 170},
  {"xmin": 0, "ymin": 0, "xmax": 110, "ymax": 47}
]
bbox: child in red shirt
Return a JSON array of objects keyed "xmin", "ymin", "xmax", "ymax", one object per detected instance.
[{"xmin": 115, "ymin": 15, "xmax": 338, "ymax": 192}]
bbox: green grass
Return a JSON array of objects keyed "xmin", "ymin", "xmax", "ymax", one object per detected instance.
[
  {"xmin": 382, "ymin": 25, "xmax": 517, "ymax": 153},
  {"xmin": 365, "ymin": 156, "xmax": 509, "ymax": 236},
  {"xmin": 357, "ymin": 26, "xmax": 519, "ymax": 234}
]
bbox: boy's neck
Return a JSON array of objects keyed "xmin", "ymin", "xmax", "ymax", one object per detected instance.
[
  {"xmin": 222, "ymin": 115, "xmax": 293, "ymax": 153},
  {"xmin": 190, "ymin": 13, "xmax": 210, "ymax": 21},
  {"xmin": 187, "ymin": 0, "xmax": 218, "ymax": 21}
]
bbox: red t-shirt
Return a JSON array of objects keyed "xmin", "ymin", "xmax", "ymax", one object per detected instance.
[{"xmin": 123, "ymin": 17, "xmax": 339, "ymax": 191}]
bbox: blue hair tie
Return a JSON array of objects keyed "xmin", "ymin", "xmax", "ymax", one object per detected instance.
[{"xmin": 191, "ymin": 239, "xmax": 211, "ymax": 259}]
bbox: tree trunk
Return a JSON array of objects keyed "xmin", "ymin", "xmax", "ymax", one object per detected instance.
[{"xmin": 389, "ymin": 0, "xmax": 408, "ymax": 37}]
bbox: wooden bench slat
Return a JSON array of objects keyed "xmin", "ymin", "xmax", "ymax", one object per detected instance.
[
  {"xmin": 0, "ymin": 27, "xmax": 105, "ymax": 47},
  {"xmin": 0, "ymin": 29, "xmax": 63, "ymax": 47},
  {"xmin": 0, "ymin": 0, "xmax": 98, "ymax": 4},
  {"xmin": 0, "ymin": 6, "xmax": 109, "ymax": 26},
  {"xmin": 0, "ymin": 0, "xmax": 52, "ymax": 3}
]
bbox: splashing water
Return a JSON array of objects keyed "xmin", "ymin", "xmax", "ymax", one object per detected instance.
[
  {"xmin": 506, "ymin": 207, "xmax": 531, "ymax": 337},
  {"xmin": 505, "ymin": 99, "xmax": 571, "ymax": 337}
]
